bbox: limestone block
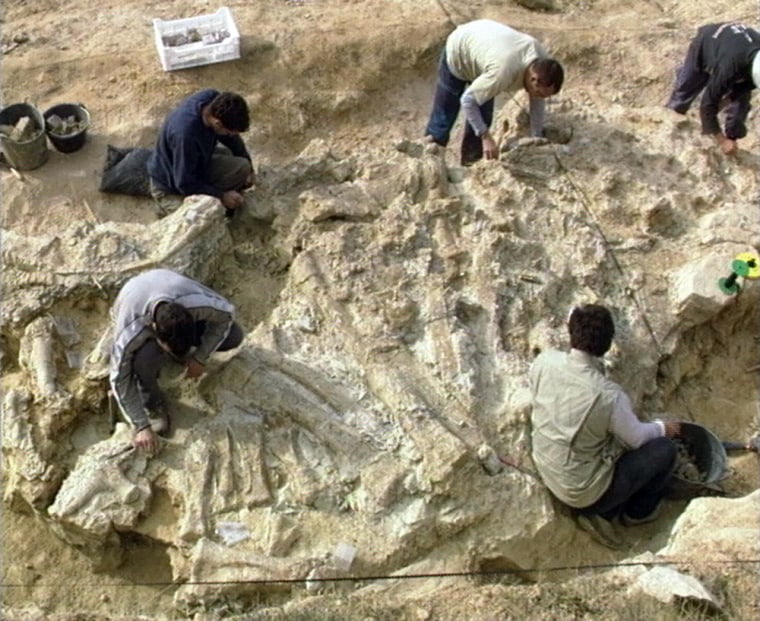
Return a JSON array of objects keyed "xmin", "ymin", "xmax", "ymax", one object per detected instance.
[
  {"xmin": 18, "ymin": 316, "xmax": 58, "ymax": 397},
  {"xmin": 175, "ymin": 412, "xmax": 271, "ymax": 543},
  {"xmin": 462, "ymin": 474, "xmax": 562, "ymax": 573},
  {"xmin": 411, "ymin": 413, "xmax": 470, "ymax": 487},
  {"xmin": 265, "ymin": 511, "xmax": 301, "ymax": 556},
  {"xmin": 299, "ymin": 183, "xmax": 379, "ymax": 222},
  {"xmin": 174, "ymin": 537, "xmax": 315, "ymax": 609},
  {"xmin": 47, "ymin": 430, "xmax": 150, "ymax": 569},
  {"xmin": 351, "ymin": 453, "xmax": 409, "ymax": 514},
  {"xmin": 358, "ymin": 147, "xmax": 449, "ymax": 206},
  {"xmin": 1, "ymin": 389, "xmax": 63, "ymax": 511},
  {"xmin": 500, "ymin": 141, "xmax": 559, "ymax": 182},
  {"xmin": 697, "ymin": 207, "xmax": 760, "ymax": 247},
  {"xmin": 390, "ymin": 497, "xmax": 435, "ymax": 547},
  {"xmin": 1, "ymin": 195, "xmax": 229, "ymax": 330},
  {"xmin": 628, "ymin": 565, "xmax": 721, "ymax": 612},
  {"xmin": 659, "ymin": 490, "xmax": 760, "ymax": 560},
  {"xmin": 670, "ymin": 245, "xmax": 751, "ymax": 327}
]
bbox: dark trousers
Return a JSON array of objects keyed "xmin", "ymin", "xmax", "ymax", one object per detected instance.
[
  {"xmin": 425, "ymin": 51, "xmax": 494, "ymax": 164},
  {"xmin": 579, "ymin": 437, "xmax": 677, "ymax": 521},
  {"xmin": 666, "ymin": 27, "xmax": 752, "ymax": 139},
  {"xmin": 133, "ymin": 321, "xmax": 244, "ymax": 412}
]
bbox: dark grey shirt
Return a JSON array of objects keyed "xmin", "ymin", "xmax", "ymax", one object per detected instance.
[{"xmin": 109, "ymin": 269, "xmax": 235, "ymax": 429}]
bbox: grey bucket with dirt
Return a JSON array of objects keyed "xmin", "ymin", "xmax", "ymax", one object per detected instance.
[
  {"xmin": 0, "ymin": 102, "xmax": 50, "ymax": 170},
  {"xmin": 671, "ymin": 421, "xmax": 728, "ymax": 497}
]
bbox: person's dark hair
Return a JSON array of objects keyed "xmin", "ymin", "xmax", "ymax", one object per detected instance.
[
  {"xmin": 532, "ymin": 58, "xmax": 564, "ymax": 93},
  {"xmin": 154, "ymin": 302, "xmax": 195, "ymax": 357},
  {"xmin": 209, "ymin": 91, "xmax": 250, "ymax": 132},
  {"xmin": 568, "ymin": 304, "xmax": 615, "ymax": 357}
]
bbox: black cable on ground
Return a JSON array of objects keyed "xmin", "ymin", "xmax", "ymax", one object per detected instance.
[{"xmin": 3, "ymin": 557, "xmax": 759, "ymax": 590}]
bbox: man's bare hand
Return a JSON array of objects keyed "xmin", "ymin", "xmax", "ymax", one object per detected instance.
[
  {"xmin": 715, "ymin": 134, "xmax": 737, "ymax": 156},
  {"xmin": 481, "ymin": 133, "xmax": 499, "ymax": 160},
  {"xmin": 185, "ymin": 357, "xmax": 205, "ymax": 380},
  {"xmin": 133, "ymin": 427, "xmax": 161, "ymax": 455},
  {"xmin": 221, "ymin": 190, "xmax": 245, "ymax": 210}
]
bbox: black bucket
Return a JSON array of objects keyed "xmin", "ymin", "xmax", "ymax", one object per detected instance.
[
  {"xmin": 0, "ymin": 102, "xmax": 49, "ymax": 170},
  {"xmin": 671, "ymin": 421, "xmax": 728, "ymax": 497},
  {"xmin": 44, "ymin": 103, "xmax": 90, "ymax": 153}
]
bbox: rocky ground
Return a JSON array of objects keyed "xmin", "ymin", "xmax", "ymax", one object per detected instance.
[{"xmin": 2, "ymin": 1, "xmax": 760, "ymax": 620}]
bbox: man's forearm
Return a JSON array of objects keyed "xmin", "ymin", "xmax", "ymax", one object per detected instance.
[
  {"xmin": 528, "ymin": 96, "xmax": 546, "ymax": 137},
  {"xmin": 461, "ymin": 90, "xmax": 489, "ymax": 137},
  {"xmin": 112, "ymin": 376, "xmax": 150, "ymax": 430}
]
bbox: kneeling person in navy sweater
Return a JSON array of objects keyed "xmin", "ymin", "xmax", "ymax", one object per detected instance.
[{"xmin": 148, "ymin": 89, "xmax": 253, "ymax": 217}]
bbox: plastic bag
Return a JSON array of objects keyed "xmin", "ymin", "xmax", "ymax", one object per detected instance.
[{"xmin": 99, "ymin": 145, "xmax": 152, "ymax": 197}]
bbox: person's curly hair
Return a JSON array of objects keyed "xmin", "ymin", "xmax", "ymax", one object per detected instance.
[
  {"xmin": 154, "ymin": 302, "xmax": 195, "ymax": 357},
  {"xmin": 531, "ymin": 58, "xmax": 565, "ymax": 93},
  {"xmin": 209, "ymin": 91, "xmax": 250, "ymax": 132},
  {"xmin": 568, "ymin": 304, "xmax": 615, "ymax": 357}
]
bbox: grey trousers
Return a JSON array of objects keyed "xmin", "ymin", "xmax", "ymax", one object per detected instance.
[{"xmin": 150, "ymin": 147, "xmax": 253, "ymax": 217}]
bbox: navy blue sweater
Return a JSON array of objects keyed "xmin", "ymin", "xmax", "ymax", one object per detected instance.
[
  {"xmin": 147, "ymin": 89, "xmax": 250, "ymax": 198},
  {"xmin": 696, "ymin": 23, "xmax": 760, "ymax": 136}
]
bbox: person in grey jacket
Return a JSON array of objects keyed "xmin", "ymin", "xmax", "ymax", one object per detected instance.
[
  {"xmin": 530, "ymin": 304, "xmax": 681, "ymax": 548},
  {"xmin": 110, "ymin": 269, "xmax": 243, "ymax": 454}
]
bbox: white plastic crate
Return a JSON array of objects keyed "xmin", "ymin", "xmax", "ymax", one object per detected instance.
[{"xmin": 153, "ymin": 7, "xmax": 240, "ymax": 71}]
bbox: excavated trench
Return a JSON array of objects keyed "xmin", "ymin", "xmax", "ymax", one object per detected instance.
[{"xmin": 2, "ymin": 74, "xmax": 759, "ymax": 621}]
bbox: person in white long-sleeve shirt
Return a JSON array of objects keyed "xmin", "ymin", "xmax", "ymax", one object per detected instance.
[
  {"xmin": 530, "ymin": 304, "xmax": 681, "ymax": 546},
  {"xmin": 424, "ymin": 20, "xmax": 564, "ymax": 165}
]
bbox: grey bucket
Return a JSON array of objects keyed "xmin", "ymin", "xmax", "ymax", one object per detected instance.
[
  {"xmin": 0, "ymin": 102, "xmax": 49, "ymax": 170},
  {"xmin": 671, "ymin": 421, "xmax": 728, "ymax": 497}
]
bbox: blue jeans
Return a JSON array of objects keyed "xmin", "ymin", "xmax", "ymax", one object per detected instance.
[
  {"xmin": 425, "ymin": 51, "xmax": 494, "ymax": 164},
  {"xmin": 579, "ymin": 437, "xmax": 677, "ymax": 520}
]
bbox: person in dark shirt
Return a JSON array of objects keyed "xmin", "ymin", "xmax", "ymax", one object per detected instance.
[
  {"xmin": 147, "ymin": 89, "xmax": 253, "ymax": 217},
  {"xmin": 666, "ymin": 22, "xmax": 760, "ymax": 155}
]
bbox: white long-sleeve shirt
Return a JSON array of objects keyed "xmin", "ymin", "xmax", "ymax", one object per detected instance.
[
  {"xmin": 610, "ymin": 389, "xmax": 665, "ymax": 449},
  {"xmin": 446, "ymin": 20, "xmax": 548, "ymax": 137}
]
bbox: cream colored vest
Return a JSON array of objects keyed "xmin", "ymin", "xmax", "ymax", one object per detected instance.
[{"xmin": 529, "ymin": 349, "xmax": 626, "ymax": 508}]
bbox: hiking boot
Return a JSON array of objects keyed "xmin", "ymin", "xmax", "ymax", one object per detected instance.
[
  {"xmin": 577, "ymin": 514, "xmax": 624, "ymax": 550},
  {"xmin": 621, "ymin": 500, "xmax": 664, "ymax": 527},
  {"xmin": 148, "ymin": 406, "xmax": 172, "ymax": 438}
]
